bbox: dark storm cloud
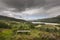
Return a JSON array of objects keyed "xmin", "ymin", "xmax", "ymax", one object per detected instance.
[
  {"xmin": 2, "ymin": 0, "xmax": 45, "ymax": 11},
  {"xmin": 45, "ymin": 0, "xmax": 60, "ymax": 9},
  {"xmin": 0, "ymin": 0, "xmax": 60, "ymax": 20},
  {"xmin": 0, "ymin": 0, "xmax": 8, "ymax": 11},
  {"xmin": 44, "ymin": 0, "xmax": 60, "ymax": 17}
]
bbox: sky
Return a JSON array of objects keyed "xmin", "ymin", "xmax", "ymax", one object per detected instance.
[{"xmin": 0, "ymin": 0, "xmax": 60, "ymax": 20}]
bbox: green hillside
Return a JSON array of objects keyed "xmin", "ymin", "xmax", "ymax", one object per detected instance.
[
  {"xmin": 33, "ymin": 15, "xmax": 60, "ymax": 23},
  {"xmin": 0, "ymin": 15, "xmax": 26, "ymax": 22}
]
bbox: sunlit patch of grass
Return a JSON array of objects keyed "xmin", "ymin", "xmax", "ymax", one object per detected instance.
[{"xmin": 30, "ymin": 29, "xmax": 40, "ymax": 38}]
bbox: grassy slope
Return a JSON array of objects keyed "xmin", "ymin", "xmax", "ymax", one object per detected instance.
[{"xmin": 0, "ymin": 15, "xmax": 60, "ymax": 40}]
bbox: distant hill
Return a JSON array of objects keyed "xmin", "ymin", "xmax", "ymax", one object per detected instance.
[
  {"xmin": 32, "ymin": 15, "xmax": 60, "ymax": 23},
  {"xmin": 0, "ymin": 15, "xmax": 26, "ymax": 22}
]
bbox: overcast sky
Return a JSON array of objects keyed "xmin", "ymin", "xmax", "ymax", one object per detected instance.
[{"xmin": 0, "ymin": 0, "xmax": 60, "ymax": 20}]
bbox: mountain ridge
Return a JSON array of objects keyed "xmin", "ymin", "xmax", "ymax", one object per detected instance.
[
  {"xmin": 31, "ymin": 15, "xmax": 60, "ymax": 23},
  {"xmin": 0, "ymin": 15, "xmax": 26, "ymax": 22}
]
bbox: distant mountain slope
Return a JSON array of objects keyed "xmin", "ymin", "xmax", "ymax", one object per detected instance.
[
  {"xmin": 33, "ymin": 15, "xmax": 60, "ymax": 23},
  {"xmin": 0, "ymin": 15, "xmax": 26, "ymax": 22}
]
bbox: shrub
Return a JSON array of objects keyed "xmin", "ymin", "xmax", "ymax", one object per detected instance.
[
  {"xmin": 0, "ymin": 22, "xmax": 10, "ymax": 28},
  {"xmin": 0, "ymin": 30, "xmax": 13, "ymax": 40}
]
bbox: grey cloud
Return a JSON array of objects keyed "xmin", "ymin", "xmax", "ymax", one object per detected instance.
[
  {"xmin": 0, "ymin": 0, "xmax": 60, "ymax": 20},
  {"xmin": 45, "ymin": 0, "xmax": 60, "ymax": 17},
  {"xmin": 0, "ymin": 0, "xmax": 7, "ymax": 11},
  {"xmin": 45, "ymin": 0, "xmax": 60, "ymax": 9},
  {"xmin": 2, "ymin": 0, "xmax": 45, "ymax": 11}
]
